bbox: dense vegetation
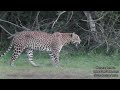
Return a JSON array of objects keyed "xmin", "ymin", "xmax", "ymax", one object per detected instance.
[{"xmin": 0, "ymin": 11, "xmax": 120, "ymax": 54}]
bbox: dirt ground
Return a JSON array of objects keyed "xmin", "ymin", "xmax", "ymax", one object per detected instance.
[
  {"xmin": 3, "ymin": 71, "xmax": 119, "ymax": 79},
  {"xmin": 0, "ymin": 69, "xmax": 94, "ymax": 79},
  {"xmin": 0, "ymin": 66, "xmax": 119, "ymax": 79},
  {"xmin": 5, "ymin": 73, "xmax": 93, "ymax": 79}
]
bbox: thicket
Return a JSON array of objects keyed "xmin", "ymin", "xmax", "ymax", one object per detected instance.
[{"xmin": 0, "ymin": 11, "xmax": 120, "ymax": 54}]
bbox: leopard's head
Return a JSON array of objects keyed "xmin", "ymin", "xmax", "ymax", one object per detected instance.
[{"xmin": 70, "ymin": 32, "xmax": 81, "ymax": 47}]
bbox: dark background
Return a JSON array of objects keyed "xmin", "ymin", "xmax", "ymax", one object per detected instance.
[{"xmin": 0, "ymin": 11, "xmax": 120, "ymax": 54}]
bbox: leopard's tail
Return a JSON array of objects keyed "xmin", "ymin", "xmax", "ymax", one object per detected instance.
[{"xmin": 0, "ymin": 43, "xmax": 13, "ymax": 57}]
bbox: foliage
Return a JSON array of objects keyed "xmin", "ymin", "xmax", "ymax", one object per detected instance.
[{"xmin": 1, "ymin": 11, "xmax": 120, "ymax": 53}]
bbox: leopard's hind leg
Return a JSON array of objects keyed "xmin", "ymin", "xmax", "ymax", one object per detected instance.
[{"xmin": 10, "ymin": 46, "xmax": 25, "ymax": 66}]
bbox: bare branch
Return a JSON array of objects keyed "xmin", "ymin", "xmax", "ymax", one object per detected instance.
[
  {"xmin": 93, "ymin": 12, "xmax": 109, "ymax": 21},
  {"xmin": 40, "ymin": 21, "xmax": 54, "ymax": 27},
  {"xmin": 52, "ymin": 11, "xmax": 66, "ymax": 29},
  {"xmin": 81, "ymin": 12, "xmax": 109, "ymax": 22},
  {"xmin": 115, "ymin": 42, "xmax": 120, "ymax": 48},
  {"xmin": 74, "ymin": 20, "xmax": 90, "ymax": 32},
  {"xmin": 0, "ymin": 24, "xmax": 13, "ymax": 36},
  {"xmin": 95, "ymin": 22, "xmax": 104, "ymax": 33},
  {"xmin": 0, "ymin": 19, "xmax": 29, "ymax": 30},
  {"xmin": 89, "ymin": 41, "xmax": 105, "ymax": 53},
  {"xmin": 7, "ymin": 31, "xmax": 20, "ymax": 39},
  {"xmin": 17, "ymin": 17, "xmax": 30, "ymax": 30},
  {"xmin": 7, "ymin": 34, "xmax": 15, "ymax": 39},
  {"xmin": 65, "ymin": 11, "xmax": 73, "ymax": 25},
  {"xmin": 32, "ymin": 11, "xmax": 40, "ymax": 29},
  {"xmin": 17, "ymin": 17, "xmax": 23, "ymax": 26}
]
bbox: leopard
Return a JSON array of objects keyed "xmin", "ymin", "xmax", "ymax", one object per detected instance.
[{"xmin": 0, "ymin": 31, "xmax": 81, "ymax": 67}]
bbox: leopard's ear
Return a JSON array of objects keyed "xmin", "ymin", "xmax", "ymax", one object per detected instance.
[{"xmin": 70, "ymin": 32, "xmax": 75, "ymax": 37}]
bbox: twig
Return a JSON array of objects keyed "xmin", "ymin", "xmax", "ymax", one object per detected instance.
[
  {"xmin": 52, "ymin": 11, "xmax": 66, "ymax": 29},
  {"xmin": 17, "ymin": 17, "xmax": 23, "ymax": 26},
  {"xmin": 32, "ymin": 11, "xmax": 40, "ymax": 29},
  {"xmin": 89, "ymin": 41, "xmax": 105, "ymax": 53},
  {"xmin": 95, "ymin": 22, "xmax": 104, "ymax": 33},
  {"xmin": 17, "ymin": 17, "xmax": 30, "ymax": 30},
  {"xmin": 65, "ymin": 11, "xmax": 73, "ymax": 25},
  {"xmin": 93, "ymin": 12, "xmax": 109, "ymax": 21},
  {"xmin": 95, "ymin": 22, "xmax": 109, "ymax": 52},
  {"xmin": 7, "ymin": 32, "xmax": 19, "ymax": 39},
  {"xmin": 0, "ymin": 24, "xmax": 13, "ymax": 36},
  {"xmin": 81, "ymin": 12, "xmax": 108, "ymax": 22},
  {"xmin": 40, "ymin": 18, "xmax": 53, "ymax": 24},
  {"xmin": 0, "ymin": 18, "xmax": 29, "ymax": 30},
  {"xmin": 74, "ymin": 20, "xmax": 90, "ymax": 32},
  {"xmin": 40, "ymin": 21, "xmax": 54, "ymax": 27},
  {"xmin": 7, "ymin": 34, "xmax": 15, "ymax": 39},
  {"xmin": 115, "ymin": 42, "xmax": 120, "ymax": 48}
]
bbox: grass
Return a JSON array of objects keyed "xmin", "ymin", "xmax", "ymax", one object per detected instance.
[{"xmin": 0, "ymin": 50, "xmax": 120, "ymax": 79}]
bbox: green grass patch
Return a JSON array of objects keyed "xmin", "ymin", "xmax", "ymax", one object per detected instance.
[{"xmin": 0, "ymin": 50, "xmax": 120, "ymax": 79}]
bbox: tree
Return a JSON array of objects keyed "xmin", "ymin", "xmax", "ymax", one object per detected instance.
[{"xmin": 1, "ymin": 11, "xmax": 120, "ymax": 53}]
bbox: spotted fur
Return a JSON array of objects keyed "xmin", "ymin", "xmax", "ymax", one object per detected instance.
[{"xmin": 0, "ymin": 31, "xmax": 81, "ymax": 66}]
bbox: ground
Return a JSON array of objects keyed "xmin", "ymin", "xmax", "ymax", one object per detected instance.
[
  {"xmin": 0, "ymin": 67, "xmax": 92, "ymax": 79},
  {"xmin": 0, "ymin": 51, "xmax": 120, "ymax": 79}
]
